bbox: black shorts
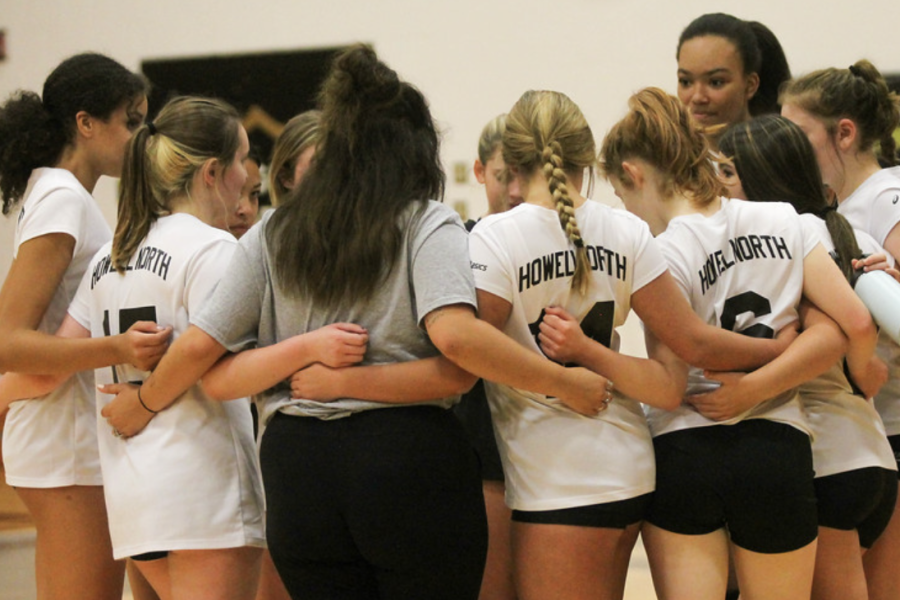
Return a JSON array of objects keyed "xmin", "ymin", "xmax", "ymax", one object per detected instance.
[
  {"xmin": 815, "ymin": 467, "xmax": 898, "ymax": 548},
  {"xmin": 452, "ymin": 379, "xmax": 505, "ymax": 482},
  {"xmin": 131, "ymin": 551, "xmax": 168, "ymax": 562},
  {"xmin": 888, "ymin": 435, "xmax": 900, "ymax": 474},
  {"xmin": 512, "ymin": 493, "xmax": 651, "ymax": 529},
  {"xmin": 261, "ymin": 407, "xmax": 487, "ymax": 600},
  {"xmin": 647, "ymin": 420, "xmax": 817, "ymax": 554}
]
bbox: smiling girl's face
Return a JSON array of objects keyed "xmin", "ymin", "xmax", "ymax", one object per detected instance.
[{"xmin": 677, "ymin": 35, "xmax": 759, "ymax": 130}]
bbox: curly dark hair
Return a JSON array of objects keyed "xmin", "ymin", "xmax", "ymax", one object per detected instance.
[{"xmin": 0, "ymin": 53, "xmax": 147, "ymax": 214}]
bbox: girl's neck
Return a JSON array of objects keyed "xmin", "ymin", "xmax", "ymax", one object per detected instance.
[
  {"xmin": 168, "ymin": 189, "xmax": 224, "ymax": 230},
  {"xmin": 525, "ymin": 188, "xmax": 587, "ymax": 210},
  {"xmin": 655, "ymin": 191, "xmax": 720, "ymax": 234},
  {"xmin": 167, "ymin": 194, "xmax": 203, "ymax": 221},
  {"xmin": 523, "ymin": 169, "xmax": 586, "ymax": 210},
  {"xmin": 54, "ymin": 145, "xmax": 101, "ymax": 193},
  {"xmin": 835, "ymin": 152, "xmax": 883, "ymax": 203}
]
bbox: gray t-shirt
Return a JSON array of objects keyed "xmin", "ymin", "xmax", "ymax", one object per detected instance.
[{"xmin": 193, "ymin": 200, "xmax": 476, "ymax": 423}]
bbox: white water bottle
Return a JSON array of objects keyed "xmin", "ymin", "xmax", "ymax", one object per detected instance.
[{"xmin": 854, "ymin": 269, "xmax": 900, "ymax": 345}]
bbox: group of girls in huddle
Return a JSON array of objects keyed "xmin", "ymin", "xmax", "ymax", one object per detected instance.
[{"xmin": 1, "ymin": 10, "xmax": 900, "ymax": 600}]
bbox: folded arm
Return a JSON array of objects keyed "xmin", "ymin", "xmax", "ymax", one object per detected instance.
[{"xmin": 202, "ymin": 323, "xmax": 368, "ymax": 401}]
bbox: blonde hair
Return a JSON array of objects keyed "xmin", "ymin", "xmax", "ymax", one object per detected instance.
[
  {"xmin": 269, "ymin": 109, "xmax": 321, "ymax": 205},
  {"xmin": 113, "ymin": 96, "xmax": 241, "ymax": 272},
  {"xmin": 780, "ymin": 60, "xmax": 900, "ymax": 166},
  {"xmin": 477, "ymin": 114, "xmax": 507, "ymax": 164},
  {"xmin": 503, "ymin": 90, "xmax": 595, "ymax": 294},
  {"xmin": 600, "ymin": 87, "xmax": 724, "ymax": 207}
]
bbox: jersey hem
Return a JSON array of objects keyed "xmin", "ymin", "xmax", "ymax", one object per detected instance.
[{"xmin": 507, "ymin": 483, "xmax": 655, "ymax": 512}]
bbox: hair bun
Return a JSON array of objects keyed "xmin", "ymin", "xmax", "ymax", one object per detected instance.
[
  {"xmin": 318, "ymin": 44, "xmax": 406, "ymax": 147},
  {"xmin": 322, "ymin": 45, "xmax": 400, "ymax": 115}
]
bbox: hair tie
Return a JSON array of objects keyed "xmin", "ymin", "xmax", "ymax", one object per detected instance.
[
  {"xmin": 146, "ymin": 121, "xmax": 157, "ymax": 135},
  {"xmin": 849, "ymin": 64, "xmax": 861, "ymax": 77},
  {"xmin": 574, "ymin": 238, "xmax": 585, "ymax": 249},
  {"xmin": 821, "ymin": 202, "xmax": 838, "ymax": 216}
]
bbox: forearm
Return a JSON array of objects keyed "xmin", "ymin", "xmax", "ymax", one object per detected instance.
[
  {"xmin": 686, "ymin": 325, "xmax": 783, "ymax": 372},
  {"xmin": 138, "ymin": 326, "xmax": 227, "ymax": 412},
  {"xmin": 729, "ymin": 312, "xmax": 846, "ymax": 403},
  {"xmin": 202, "ymin": 335, "xmax": 318, "ymax": 401},
  {"xmin": 803, "ymin": 243, "xmax": 879, "ymax": 381},
  {"xmin": 0, "ymin": 372, "xmax": 66, "ymax": 410},
  {"xmin": 431, "ymin": 309, "xmax": 569, "ymax": 398},
  {"xmin": 633, "ymin": 271, "xmax": 783, "ymax": 372},
  {"xmin": 332, "ymin": 358, "xmax": 476, "ymax": 403},
  {"xmin": 0, "ymin": 330, "xmax": 126, "ymax": 375},
  {"xmin": 843, "ymin": 318, "xmax": 879, "ymax": 383},
  {"xmin": 574, "ymin": 341, "xmax": 683, "ymax": 409}
]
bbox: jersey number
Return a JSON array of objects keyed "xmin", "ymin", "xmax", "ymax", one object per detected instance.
[
  {"xmin": 529, "ymin": 300, "xmax": 615, "ymax": 364},
  {"xmin": 720, "ymin": 291, "xmax": 774, "ymax": 339},
  {"xmin": 102, "ymin": 306, "xmax": 158, "ymax": 383}
]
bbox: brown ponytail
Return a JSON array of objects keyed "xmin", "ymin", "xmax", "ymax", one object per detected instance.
[
  {"xmin": 113, "ymin": 97, "xmax": 241, "ymax": 272},
  {"xmin": 781, "ymin": 59, "xmax": 900, "ymax": 166},
  {"xmin": 600, "ymin": 88, "xmax": 725, "ymax": 208}
]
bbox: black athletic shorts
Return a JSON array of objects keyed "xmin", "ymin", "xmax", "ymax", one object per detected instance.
[
  {"xmin": 512, "ymin": 493, "xmax": 651, "ymax": 529},
  {"xmin": 647, "ymin": 420, "xmax": 817, "ymax": 554},
  {"xmin": 131, "ymin": 551, "xmax": 168, "ymax": 562},
  {"xmin": 452, "ymin": 379, "xmax": 505, "ymax": 482},
  {"xmin": 261, "ymin": 407, "xmax": 487, "ymax": 600},
  {"xmin": 816, "ymin": 467, "xmax": 898, "ymax": 548},
  {"xmin": 888, "ymin": 435, "xmax": 900, "ymax": 474}
]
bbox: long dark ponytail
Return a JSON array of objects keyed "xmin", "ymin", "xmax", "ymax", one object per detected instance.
[{"xmin": 267, "ymin": 44, "xmax": 444, "ymax": 306}]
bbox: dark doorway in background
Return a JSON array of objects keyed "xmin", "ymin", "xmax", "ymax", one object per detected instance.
[{"xmin": 141, "ymin": 47, "xmax": 346, "ymax": 168}]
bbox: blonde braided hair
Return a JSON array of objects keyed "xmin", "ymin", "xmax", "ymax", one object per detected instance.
[
  {"xmin": 542, "ymin": 142, "xmax": 590, "ymax": 293},
  {"xmin": 504, "ymin": 90, "xmax": 595, "ymax": 295}
]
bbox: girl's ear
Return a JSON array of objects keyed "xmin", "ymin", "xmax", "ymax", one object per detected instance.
[
  {"xmin": 200, "ymin": 158, "xmax": 218, "ymax": 188},
  {"xmin": 621, "ymin": 161, "xmax": 643, "ymax": 189},
  {"xmin": 473, "ymin": 159, "xmax": 486, "ymax": 184},
  {"xmin": 75, "ymin": 111, "xmax": 95, "ymax": 139},
  {"xmin": 279, "ymin": 167, "xmax": 295, "ymax": 191},
  {"xmin": 835, "ymin": 118, "xmax": 858, "ymax": 152},
  {"xmin": 744, "ymin": 72, "xmax": 761, "ymax": 101}
]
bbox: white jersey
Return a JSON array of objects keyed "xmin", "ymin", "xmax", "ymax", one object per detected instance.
[
  {"xmin": 838, "ymin": 168, "xmax": 900, "ymax": 436},
  {"xmin": 68, "ymin": 214, "xmax": 265, "ymax": 559},
  {"xmin": 838, "ymin": 169, "xmax": 900, "ymax": 249},
  {"xmin": 3, "ymin": 168, "xmax": 111, "ymax": 487},
  {"xmin": 647, "ymin": 198, "xmax": 819, "ymax": 438},
  {"xmin": 469, "ymin": 201, "xmax": 667, "ymax": 511},
  {"xmin": 798, "ymin": 215, "xmax": 895, "ymax": 476}
]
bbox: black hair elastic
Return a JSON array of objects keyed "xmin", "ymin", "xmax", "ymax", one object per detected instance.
[
  {"xmin": 137, "ymin": 385, "xmax": 159, "ymax": 414},
  {"xmin": 849, "ymin": 64, "xmax": 861, "ymax": 77},
  {"xmin": 146, "ymin": 121, "xmax": 157, "ymax": 135}
]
